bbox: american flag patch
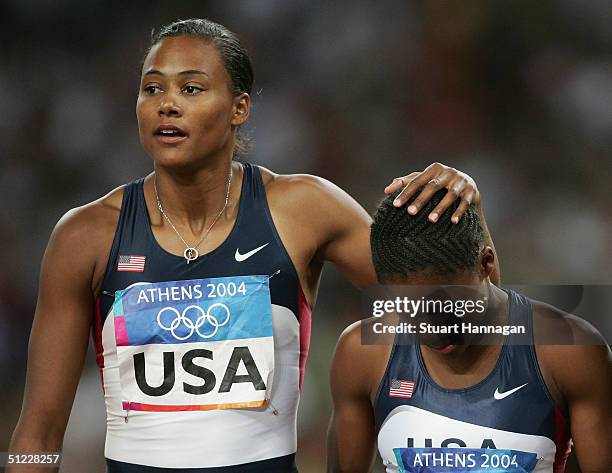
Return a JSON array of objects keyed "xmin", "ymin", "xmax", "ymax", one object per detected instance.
[
  {"xmin": 117, "ymin": 255, "xmax": 146, "ymax": 272},
  {"xmin": 389, "ymin": 379, "xmax": 414, "ymax": 398}
]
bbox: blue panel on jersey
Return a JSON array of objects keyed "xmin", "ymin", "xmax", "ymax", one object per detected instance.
[
  {"xmin": 114, "ymin": 275, "xmax": 273, "ymax": 346},
  {"xmin": 394, "ymin": 447, "xmax": 538, "ymax": 473}
]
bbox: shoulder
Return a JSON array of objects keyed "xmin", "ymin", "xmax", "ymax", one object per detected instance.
[
  {"xmin": 335, "ymin": 319, "xmax": 392, "ymax": 362},
  {"xmin": 532, "ymin": 299, "xmax": 611, "ymax": 405},
  {"xmin": 531, "ymin": 299, "xmax": 607, "ymax": 345},
  {"xmin": 45, "ymin": 184, "xmax": 126, "ymax": 290},
  {"xmin": 336, "ymin": 321, "xmax": 365, "ymax": 354},
  {"xmin": 258, "ymin": 165, "xmax": 352, "ymax": 203},
  {"xmin": 52, "ymin": 184, "xmax": 124, "ymax": 246},
  {"xmin": 337, "ymin": 317, "xmax": 395, "ymax": 351},
  {"xmin": 333, "ymin": 318, "xmax": 393, "ymax": 397},
  {"xmin": 257, "ymin": 165, "xmax": 371, "ymax": 228}
]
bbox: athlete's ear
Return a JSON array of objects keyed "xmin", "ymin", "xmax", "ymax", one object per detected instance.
[
  {"xmin": 479, "ymin": 246, "xmax": 495, "ymax": 281},
  {"xmin": 231, "ymin": 92, "xmax": 250, "ymax": 126}
]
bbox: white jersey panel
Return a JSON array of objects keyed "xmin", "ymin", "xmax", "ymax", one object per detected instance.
[
  {"xmin": 378, "ymin": 405, "xmax": 556, "ymax": 473},
  {"xmin": 101, "ymin": 302, "xmax": 300, "ymax": 468}
]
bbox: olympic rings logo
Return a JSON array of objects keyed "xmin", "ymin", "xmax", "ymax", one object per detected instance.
[{"xmin": 156, "ymin": 304, "xmax": 231, "ymax": 340}]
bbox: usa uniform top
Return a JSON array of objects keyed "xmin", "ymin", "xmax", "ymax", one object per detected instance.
[
  {"xmin": 92, "ymin": 163, "xmax": 311, "ymax": 472},
  {"xmin": 374, "ymin": 290, "xmax": 571, "ymax": 473}
]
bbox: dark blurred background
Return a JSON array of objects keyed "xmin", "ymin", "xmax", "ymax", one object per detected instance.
[{"xmin": 1, "ymin": 1, "xmax": 611, "ymax": 472}]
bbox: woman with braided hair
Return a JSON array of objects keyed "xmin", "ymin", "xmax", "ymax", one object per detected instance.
[
  {"xmin": 328, "ymin": 189, "xmax": 612, "ymax": 473},
  {"xmin": 9, "ymin": 18, "xmax": 497, "ymax": 473}
]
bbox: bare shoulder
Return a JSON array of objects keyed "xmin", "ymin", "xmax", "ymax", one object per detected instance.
[
  {"xmin": 334, "ymin": 318, "xmax": 393, "ymax": 397},
  {"xmin": 46, "ymin": 184, "xmax": 126, "ymax": 293},
  {"xmin": 532, "ymin": 299, "xmax": 607, "ymax": 346},
  {"xmin": 53, "ymin": 185, "xmax": 124, "ymax": 246},
  {"xmin": 336, "ymin": 319, "xmax": 392, "ymax": 360},
  {"xmin": 336, "ymin": 321, "xmax": 364, "ymax": 354},
  {"xmin": 257, "ymin": 165, "xmax": 371, "ymax": 232},
  {"xmin": 532, "ymin": 299, "xmax": 611, "ymax": 408},
  {"xmin": 258, "ymin": 165, "xmax": 353, "ymax": 206}
]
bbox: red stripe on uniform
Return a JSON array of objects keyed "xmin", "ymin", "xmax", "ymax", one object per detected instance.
[
  {"xmin": 93, "ymin": 296, "xmax": 105, "ymax": 393},
  {"xmin": 553, "ymin": 406, "xmax": 571, "ymax": 473},
  {"xmin": 297, "ymin": 286, "xmax": 312, "ymax": 390}
]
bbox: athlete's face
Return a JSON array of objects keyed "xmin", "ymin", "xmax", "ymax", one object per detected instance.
[
  {"xmin": 136, "ymin": 36, "xmax": 249, "ymax": 168},
  {"xmin": 387, "ymin": 248, "xmax": 497, "ymax": 355}
]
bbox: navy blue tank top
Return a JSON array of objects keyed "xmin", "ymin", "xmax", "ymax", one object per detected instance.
[
  {"xmin": 92, "ymin": 163, "xmax": 311, "ymax": 472},
  {"xmin": 374, "ymin": 290, "xmax": 571, "ymax": 473}
]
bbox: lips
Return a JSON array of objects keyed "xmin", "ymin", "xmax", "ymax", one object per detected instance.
[
  {"xmin": 154, "ymin": 124, "xmax": 188, "ymax": 144},
  {"xmin": 431, "ymin": 344, "xmax": 457, "ymax": 354}
]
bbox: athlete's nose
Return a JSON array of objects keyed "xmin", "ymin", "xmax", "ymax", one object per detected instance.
[{"xmin": 158, "ymin": 94, "xmax": 182, "ymax": 117}]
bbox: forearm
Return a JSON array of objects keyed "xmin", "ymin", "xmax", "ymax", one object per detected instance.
[{"xmin": 327, "ymin": 418, "xmax": 374, "ymax": 473}]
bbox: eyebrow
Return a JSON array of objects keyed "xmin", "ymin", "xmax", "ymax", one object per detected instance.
[{"xmin": 143, "ymin": 69, "xmax": 209, "ymax": 77}]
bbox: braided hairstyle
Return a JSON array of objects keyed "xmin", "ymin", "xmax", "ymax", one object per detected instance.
[{"xmin": 371, "ymin": 189, "xmax": 484, "ymax": 283}]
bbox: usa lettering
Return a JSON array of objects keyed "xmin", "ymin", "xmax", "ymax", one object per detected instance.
[
  {"xmin": 406, "ymin": 437, "xmax": 497, "ymax": 448},
  {"xmin": 133, "ymin": 346, "xmax": 266, "ymax": 396}
]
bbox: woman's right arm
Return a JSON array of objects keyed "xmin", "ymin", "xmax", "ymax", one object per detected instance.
[{"xmin": 8, "ymin": 202, "xmax": 114, "ymax": 473}]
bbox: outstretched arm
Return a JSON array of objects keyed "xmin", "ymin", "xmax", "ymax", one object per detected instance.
[
  {"xmin": 267, "ymin": 163, "xmax": 496, "ymax": 294},
  {"xmin": 327, "ymin": 322, "xmax": 378, "ymax": 473}
]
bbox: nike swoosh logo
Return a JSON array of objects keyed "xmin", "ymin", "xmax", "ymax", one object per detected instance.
[
  {"xmin": 494, "ymin": 383, "xmax": 528, "ymax": 400},
  {"xmin": 235, "ymin": 243, "xmax": 270, "ymax": 262}
]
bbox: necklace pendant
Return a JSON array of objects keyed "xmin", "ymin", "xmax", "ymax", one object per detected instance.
[{"xmin": 184, "ymin": 247, "xmax": 199, "ymax": 264}]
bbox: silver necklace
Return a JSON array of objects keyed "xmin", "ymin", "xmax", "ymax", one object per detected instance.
[{"xmin": 153, "ymin": 167, "xmax": 233, "ymax": 264}]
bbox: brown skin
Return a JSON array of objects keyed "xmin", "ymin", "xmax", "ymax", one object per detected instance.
[
  {"xmin": 327, "ymin": 251, "xmax": 612, "ymax": 473},
  {"xmin": 8, "ymin": 36, "xmax": 498, "ymax": 472}
]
